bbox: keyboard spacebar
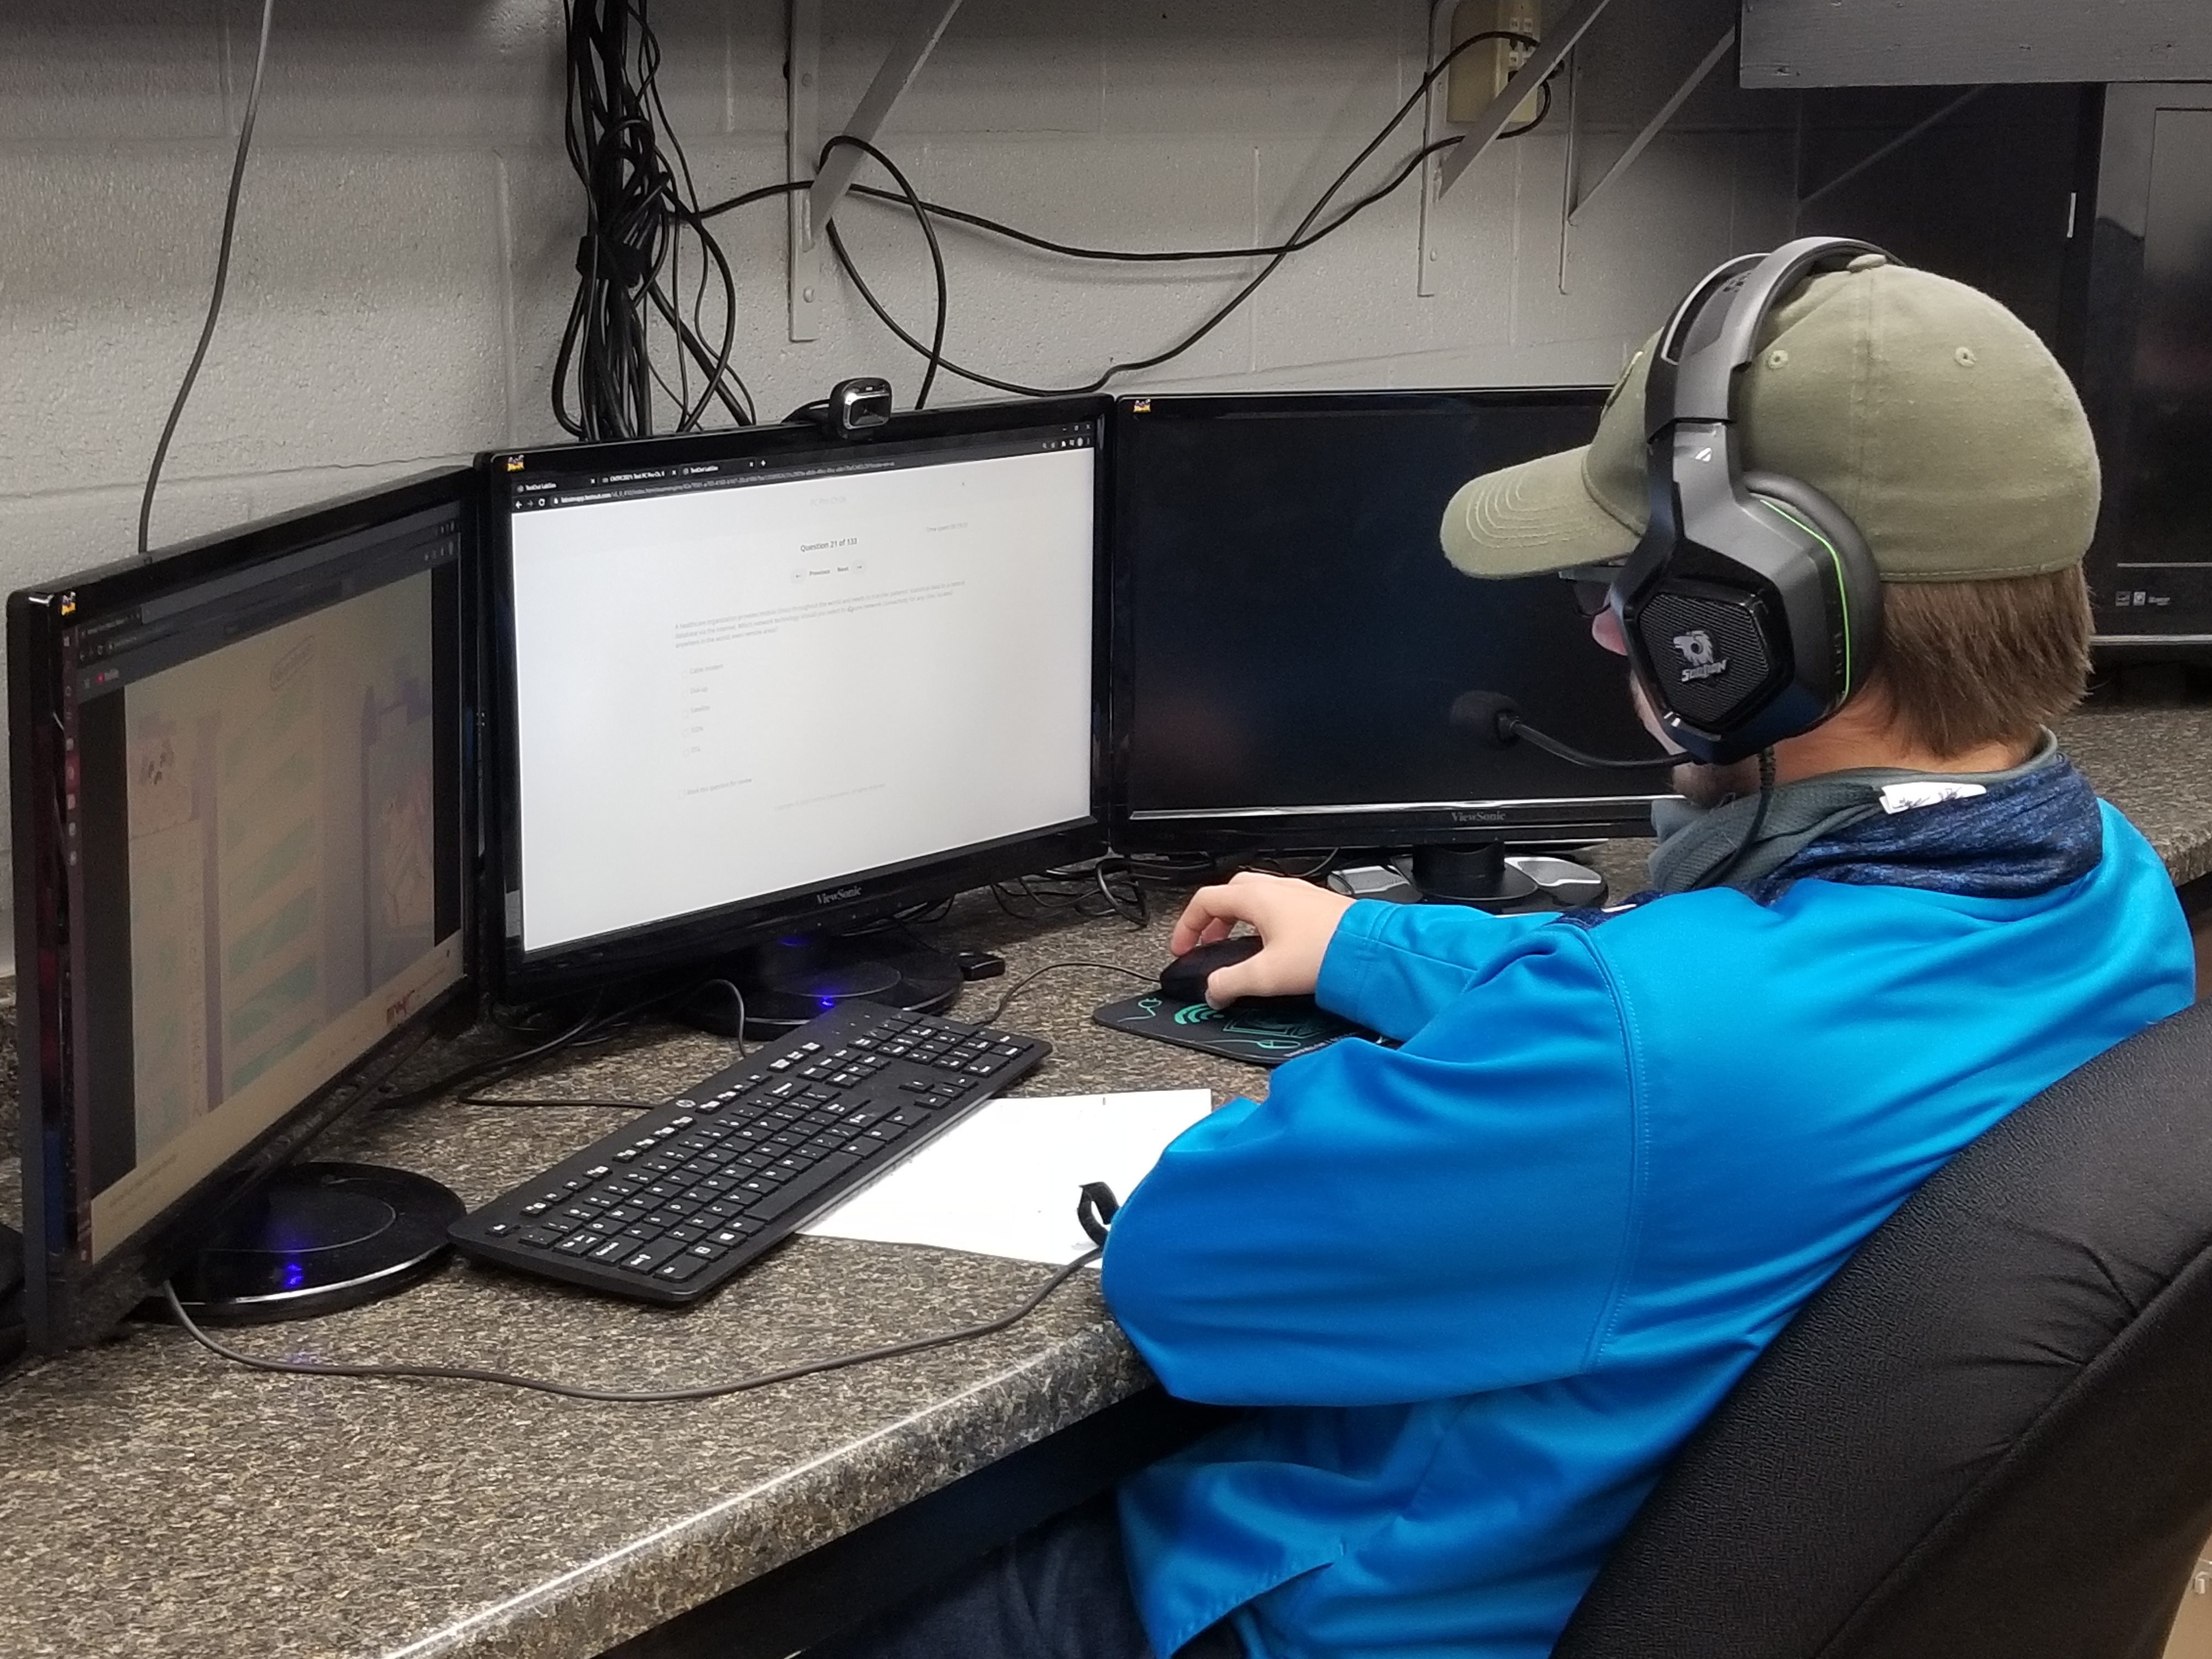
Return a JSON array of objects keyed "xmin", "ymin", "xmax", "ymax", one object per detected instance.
[{"xmin": 747, "ymin": 1153, "xmax": 862, "ymax": 1222}]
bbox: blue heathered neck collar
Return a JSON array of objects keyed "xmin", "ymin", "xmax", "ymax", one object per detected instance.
[
  {"xmin": 1736, "ymin": 753, "xmax": 2102, "ymax": 904},
  {"xmin": 1578, "ymin": 738, "xmax": 2104, "ymax": 922}
]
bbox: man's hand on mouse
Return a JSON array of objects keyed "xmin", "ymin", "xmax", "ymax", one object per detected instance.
[{"xmin": 1172, "ymin": 872, "xmax": 1356, "ymax": 1007}]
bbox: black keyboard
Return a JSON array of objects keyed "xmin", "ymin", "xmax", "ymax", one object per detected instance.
[{"xmin": 448, "ymin": 1000, "xmax": 1048, "ymax": 1304}]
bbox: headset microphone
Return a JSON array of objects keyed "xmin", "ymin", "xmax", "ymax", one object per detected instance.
[{"xmin": 1449, "ymin": 691, "xmax": 1676, "ymax": 773}]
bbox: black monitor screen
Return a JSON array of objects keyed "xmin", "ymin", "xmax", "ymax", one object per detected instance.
[
  {"xmin": 10, "ymin": 473, "xmax": 471, "ymax": 1344},
  {"xmin": 1110, "ymin": 391, "xmax": 1665, "ymax": 849}
]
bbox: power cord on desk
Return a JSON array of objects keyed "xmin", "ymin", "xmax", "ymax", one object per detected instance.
[
  {"xmin": 160, "ymin": 1243, "xmax": 1103, "ymax": 1403},
  {"xmin": 138, "ymin": 0, "xmax": 276, "ymax": 563},
  {"xmin": 1082, "ymin": 855, "xmax": 1148, "ymax": 927},
  {"xmin": 893, "ymin": 895, "xmax": 960, "ymax": 926},
  {"xmin": 688, "ymin": 977, "xmax": 750, "ymax": 1057},
  {"xmin": 378, "ymin": 972, "xmax": 754, "ymax": 1115},
  {"xmin": 1121, "ymin": 851, "xmax": 1231, "ymax": 888},
  {"xmin": 979, "ymin": 961, "xmax": 1159, "ymax": 1027},
  {"xmin": 990, "ymin": 860, "xmax": 1146, "ymax": 929},
  {"xmin": 372, "ymin": 995, "xmax": 611, "ymax": 1113},
  {"xmin": 1268, "ymin": 848, "xmax": 1342, "ymax": 882}
]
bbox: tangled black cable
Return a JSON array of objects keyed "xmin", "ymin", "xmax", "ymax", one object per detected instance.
[
  {"xmin": 984, "ymin": 857, "xmax": 1148, "ymax": 928},
  {"xmin": 557, "ymin": 0, "xmax": 755, "ymax": 439},
  {"xmin": 564, "ymin": 24, "xmax": 1551, "ymax": 427},
  {"xmin": 814, "ymin": 31, "xmax": 1549, "ymax": 402},
  {"xmin": 819, "ymin": 136, "xmax": 950, "ymax": 410}
]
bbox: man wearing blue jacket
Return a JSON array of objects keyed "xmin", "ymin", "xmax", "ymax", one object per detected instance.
[{"xmin": 812, "ymin": 255, "xmax": 2192, "ymax": 1659}]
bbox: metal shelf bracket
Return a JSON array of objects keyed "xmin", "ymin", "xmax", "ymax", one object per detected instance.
[
  {"xmin": 1431, "ymin": 0, "xmax": 1618, "ymax": 199},
  {"xmin": 787, "ymin": 0, "xmax": 822, "ymax": 341},
  {"xmin": 1796, "ymin": 83, "xmax": 1989, "ymax": 213},
  {"xmin": 1418, "ymin": 0, "xmax": 1617, "ymax": 295},
  {"xmin": 1568, "ymin": 24, "xmax": 1736, "ymax": 225},
  {"xmin": 787, "ymin": 0, "xmax": 967, "ymax": 343}
]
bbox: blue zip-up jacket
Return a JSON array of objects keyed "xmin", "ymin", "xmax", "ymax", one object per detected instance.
[{"xmin": 1103, "ymin": 793, "xmax": 2191, "ymax": 1659}]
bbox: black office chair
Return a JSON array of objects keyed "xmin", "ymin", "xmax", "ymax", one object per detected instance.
[{"xmin": 1553, "ymin": 998, "xmax": 2212, "ymax": 1659}]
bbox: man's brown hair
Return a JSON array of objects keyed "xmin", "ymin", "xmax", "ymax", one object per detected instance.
[{"xmin": 1861, "ymin": 566, "xmax": 2092, "ymax": 758}]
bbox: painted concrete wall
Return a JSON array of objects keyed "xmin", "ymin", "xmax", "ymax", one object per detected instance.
[{"xmin": 0, "ymin": 0, "xmax": 1799, "ymax": 865}]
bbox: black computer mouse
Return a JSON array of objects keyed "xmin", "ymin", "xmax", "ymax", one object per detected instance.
[{"xmin": 1159, "ymin": 935, "xmax": 1265, "ymax": 1006}]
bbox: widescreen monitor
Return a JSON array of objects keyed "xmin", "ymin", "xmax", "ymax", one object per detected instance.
[
  {"xmin": 1109, "ymin": 390, "xmax": 1669, "ymax": 853},
  {"xmin": 484, "ymin": 399, "xmax": 1107, "ymax": 1012},
  {"xmin": 9, "ymin": 472, "xmax": 475, "ymax": 1351}
]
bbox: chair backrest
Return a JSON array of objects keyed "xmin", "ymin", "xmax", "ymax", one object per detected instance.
[{"xmin": 1552, "ymin": 998, "xmax": 2212, "ymax": 1659}]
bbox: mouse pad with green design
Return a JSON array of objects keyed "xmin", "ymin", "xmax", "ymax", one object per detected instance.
[{"xmin": 1092, "ymin": 992, "xmax": 1374, "ymax": 1067}]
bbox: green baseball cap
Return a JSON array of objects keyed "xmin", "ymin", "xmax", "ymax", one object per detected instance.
[{"xmin": 1440, "ymin": 257, "xmax": 2101, "ymax": 582}]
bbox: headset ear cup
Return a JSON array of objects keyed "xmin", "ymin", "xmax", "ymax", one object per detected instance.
[{"xmin": 1741, "ymin": 469, "xmax": 1884, "ymax": 698}]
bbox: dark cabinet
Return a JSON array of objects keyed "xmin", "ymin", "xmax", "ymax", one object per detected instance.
[
  {"xmin": 1798, "ymin": 82, "xmax": 2212, "ymax": 657},
  {"xmin": 2075, "ymin": 84, "xmax": 2212, "ymax": 653}
]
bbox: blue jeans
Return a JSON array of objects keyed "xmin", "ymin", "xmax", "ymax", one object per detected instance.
[{"xmin": 803, "ymin": 1495, "xmax": 1242, "ymax": 1659}]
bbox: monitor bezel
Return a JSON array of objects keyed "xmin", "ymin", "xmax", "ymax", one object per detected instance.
[
  {"xmin": 8, "ymin": 469, "xmax": 481, "ymax": 1353},
  {"xmin": 479, "ymin": 397, "xmax": 1113, "ymax": 1004},
  {"xmin": 1104, "ymin": 387, "xmax": 1668, "ymax": 855}
]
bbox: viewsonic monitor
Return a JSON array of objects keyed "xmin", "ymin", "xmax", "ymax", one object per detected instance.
[
  {"xmin": 1108, "ymin": 390, "xmax": 1668, "ymax": 853},
  {"xmin": 9, "ymin": 472, "xmax": 475, "ymax": 1352},
  {"xmin": 484, "ymin": 399, "xmax": 1106, "ymax": 1021}
]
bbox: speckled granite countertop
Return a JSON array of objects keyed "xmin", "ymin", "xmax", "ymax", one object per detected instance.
[
  {"xmin": 0, "ymin": 702, "xmax": 2205, "ymax": 1659},
  {"xmin": 2057, "ymin": 705, "xmax": 2212, "ymax": 887},
  {"xmin": 0, "ymin": 896, "xmax": 1259, "ymax": 1659}
]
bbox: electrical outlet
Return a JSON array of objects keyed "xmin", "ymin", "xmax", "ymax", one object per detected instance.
[{"xmin": 1447, "ymin": 0, "xmax": 1544, "ymax": 127}]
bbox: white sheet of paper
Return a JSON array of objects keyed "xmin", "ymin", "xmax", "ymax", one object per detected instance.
[{"xmin": 801, "ymin": 1090, "xmax": 1213, "ymax": 1265}]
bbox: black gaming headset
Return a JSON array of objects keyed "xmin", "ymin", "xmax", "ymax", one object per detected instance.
[{"xmin": 1605, "ymin": 236, "xmax": 1889, "ymax": 766}]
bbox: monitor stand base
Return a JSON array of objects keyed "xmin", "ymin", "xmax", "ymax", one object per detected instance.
[
  {"xmin": 675, "ymin": 933, "xmax": 964, "ymax": 1041},
  {"xmin": 167, "ymin": 1162, "xmax": 464, "ymax": 1325},
  {"xmin": 1408, "ymin": 843, "xmax": 1547, "ymax": 913}
]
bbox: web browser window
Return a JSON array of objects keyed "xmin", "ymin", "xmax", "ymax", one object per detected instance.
[{"xmin": 505, "ymin": 432, "xmax": 1096, "ymax": 952}]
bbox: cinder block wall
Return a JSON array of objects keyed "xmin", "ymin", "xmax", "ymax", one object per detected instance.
[{"xmin": 0, "ymin": 0, "xmax": 1797, "ymax": 867}]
